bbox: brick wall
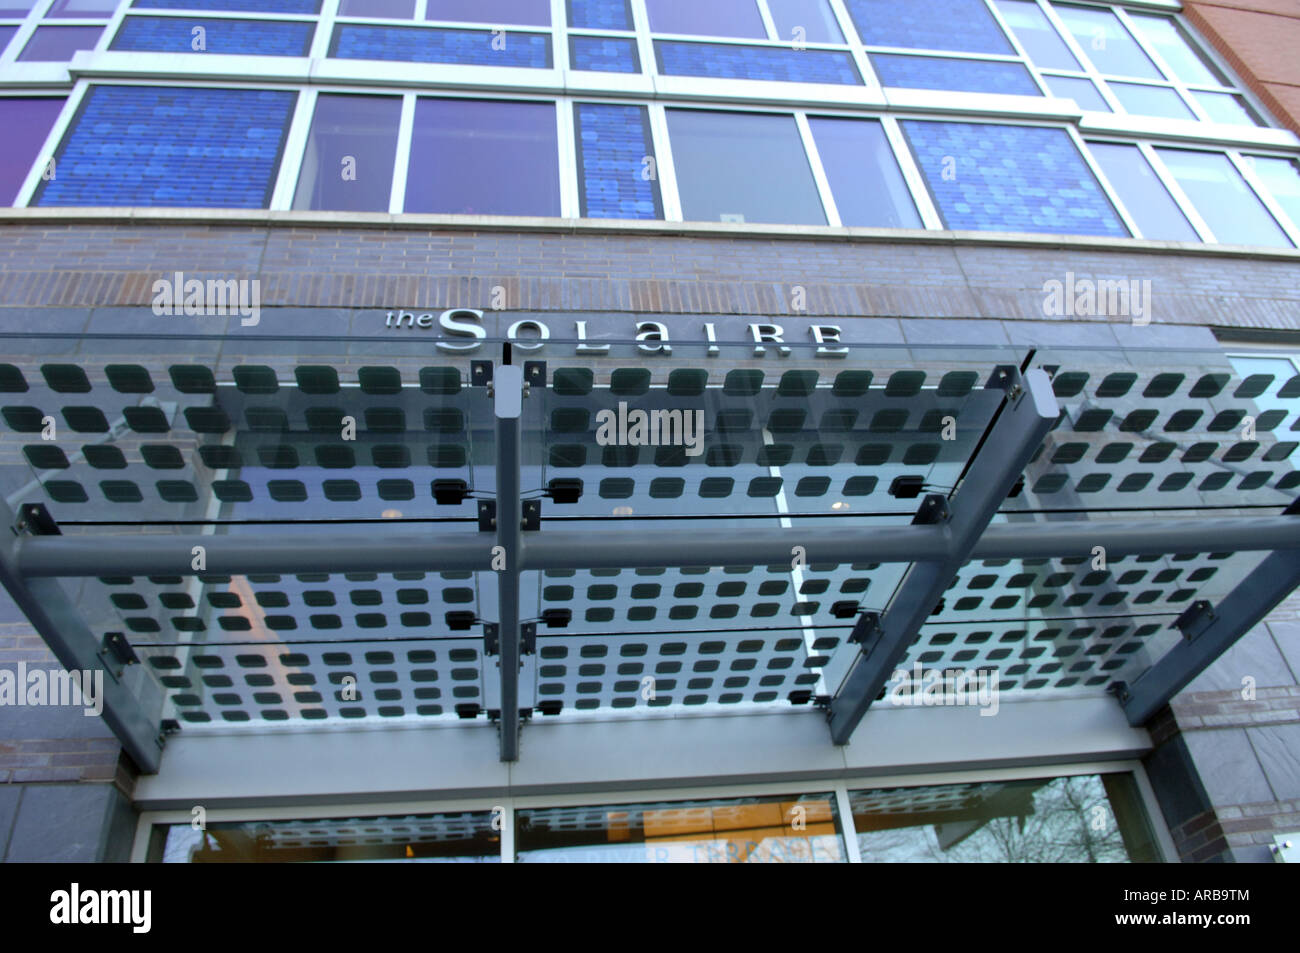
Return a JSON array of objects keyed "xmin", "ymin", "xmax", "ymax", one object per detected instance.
[{"xmin": 1184, "ymin": 0, "xmax": 1300, "ymax": 135}]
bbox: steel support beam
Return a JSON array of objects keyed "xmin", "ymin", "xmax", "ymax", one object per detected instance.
[
  {"xmin": 827, "ymin": 367, "xmax": 1060, "ymax": 745},
  {"xmin": 16, "ymin": 515, "xmax": 1300, "ymax": 578},
  {"xmin": 0, "ymin": 502, "xmax": 164, "ymax": 773},
  {"xmin": 494, "ymin": 364, "xmax": 524, "ymax": 763},
  {"xmin": 1121, "ymin": 547, "xmax": 1300, "ymax": 725}
]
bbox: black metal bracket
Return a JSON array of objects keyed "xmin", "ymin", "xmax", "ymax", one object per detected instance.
[
  {"xmin": 912, "ymin": 494, "xmax": 950, "ymax": 526},
  {"xmin": 521, "ymin": 498, "xmax": 541, "ymax": 532},
  {"xmin": 524, "ymin": 360, "xmax": 546, "ymax": 389},
  {"xmin": 848, "ymin": 611, "xmax": 883, "ymax": 647},
  {"xmin": 470, "ymin": 361, "xmax": 493, "ymax": 387},
  {"xmin": 477, "ymin": 499, "xmax": 497, "ymax": 532},
  {"xmin": 14, "ymin": 502, "xmax": 60, "ymax": 537},
  {"xmin": 521, "ymin": 622, "xmax": 536, "ymax": 656},
  {"xmin": 98, "ymin": 630, "xmax": 138, "ymax": 681},
  {"xmin": 1107, "ymin": 680, "xmax": 1131, "ymax": 704},
  {"xmin": 1173, "ymin": 600, "xmax": 1216, "ymax": 641},
  {"xmin": 483, "ymin": 622, "xmax": 499, "ymax": 657}
]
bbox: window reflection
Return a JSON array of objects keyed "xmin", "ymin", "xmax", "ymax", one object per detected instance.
[
  {"xmin": 517, "ymin": 794, "xmax": 845, "ymax": 862},
  {"xmin": 851, "ymin": 774, "xmax": 1160, "ymax": 862}
]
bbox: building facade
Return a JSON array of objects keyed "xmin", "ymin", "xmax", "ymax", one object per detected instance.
[{"xmin": 1, "ymin": 0, "xmax": 1299, "ymax": 863}]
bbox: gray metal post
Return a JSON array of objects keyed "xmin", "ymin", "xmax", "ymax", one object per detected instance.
[
  {"xmin": 1121, "ymin": 547, "xmax": 1300, "ymax": 725},
  {"xmin": 494, "ymin": 364, "xmax": 524, "ymax": 762},
  {"xmin": 827, "ymin": 367, "xmax": 1060, "ymax": 745},
  {"xmin": 0, "ymin": 502, "xmax": 164, "ymax": 772}
]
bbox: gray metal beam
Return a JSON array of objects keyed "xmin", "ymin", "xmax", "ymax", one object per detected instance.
[
  {"xmin": 0, "ymin": 503, "xmax": 164, "ymax": 773},
  {"xmin": 17, "ymin": 515, "xmax": 1300, "ymax": 578},
  {"xmin": 827, "ymin": 367, "xmax": 1060, "ymax": 745},
  {"xmin": 1121, "ymin": 547, "xmax": 1300, "ymax": 725},
  {"xmin": 494, "ymin": 364, "xmax": 524, "ymax": 763}
]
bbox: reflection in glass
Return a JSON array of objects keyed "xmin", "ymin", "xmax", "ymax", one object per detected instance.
[
  {"xmin": 852, "ymin": 774, "xmax": 1160, "ymax": 862},
  {"xmin": 152, "ymin": 812, "xmax": 501, "ymax": 862},
  {"xmin": 666, "ymin": 109, "xmax": 825, "ymax": 225},
  {"xmin": 1129, "ymin": 14, "xmax": 1226, "ymax": 87},
  {"xmin": 1054, "ymin": 5, "xmax": 1162, "ymax": 80},
  {"xmin": 1156, "ymin": 147, "xmax": 1292, "ymax": 247},
  {"xmin": 1193, "ymin": 91, "xmax": 1262, "ymax": 127},
  {"xmin": 1246, "ymin": 155, "xmax": 1300, "ymax": 232},
  {"xmin": 517, "ymin": 793, "xmax": 845, "ymax": 862},
  {"xmin": 426, "ymin": 0, "xmax": 549, "ymax": 27},
  {"xmin": 17, "ymin": 24, "xmax": 101, "ymax": 60},
  {"xmin": 294, "ymin": 94, "xmax": 402, "ymax": 212},
  {"xmin": 994, "ymin": 0, "xmax": 1079, "ymax": 70},
  {"xmin": 405, "ymin": 98, "xmax": 560, "ymax": 216},
  {"xmin": 339, "ymin": 0, "xmax": 414, "ymax": 16},
  {"xmin": 47, "ymin": 0, "xmax": 119, "ymax": 15},
  {"xmin": 0, "ymin": 97, "xmax": 63, "ymax": 205},
  {"xmin": 766, "ymin": 0, "xmax": 843, "ymax": 44},
  {"xmin": 1044, "ymin": 74, "xmax": 1110, "ymax": 112},
  {"xmin": 644, "ymin": 0, "xmax": 766, "ymax": 39},
  {"xmin": 1089, "ymin": 142, "xmax": 1197, "ymax": 241},
  {"xmin": 808, "ymin": 117, "xmax": 920, "ymax": 227},
  {"xmin": 1110, "ymin": 82, "xmax": 1194, "ymax": 120}
]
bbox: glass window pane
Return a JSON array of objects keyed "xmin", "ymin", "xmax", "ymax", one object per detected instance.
[
  {"xmin": 645, "ymin": 0, "xmax": 766, "ymax": 39},
  {"xmin": 1110, "ymin": 82, "xmax": 1194, "ymax": 120},
  {"xmin": 666, "ymin": 109, "xmax": 826, "ymax": 225},
  {"xmin": 1129, "ymin": 14, "xmax": 1226, "ymax": 87},
  {"xmin": 1156, "ymin": 147, "xmax": 1292, "ymax": 247},
  {"xmin": 1044, "ymin": 74, "xmax": 1110, "ymax": 112},
  {"xmin": 1246, "ymin": 156, "xmax": 1300, "ymax": 232},
  {"xmin": 0, "ymin": 97, "xmax": 63, "ymax": 205},
  {"xmin": 426, "ymin": 0, "xmax": 549, "ymax": 26},
  {"xmin": 18, "ymin": 24, "xmax": 100, "ymax": 60},
  {"xmin": 0, "ymin": 25, "xmax": 16, "ymax": 53},
  {"xmin": 517, "ymin": 793, "xmax": 847, "ymax": 862},
  {"xmin": 808, "ymin": 117, "xmax": 920, "ymax": 227},
  {"xmin": 293, "ymin": 94, "xmax": 401, "ymax": 213},
  {"xmin": 1055, "ymin": 5, "xmax": 1162, "ymax": 79},
  {"xmin": 766, "ymin": 0, "xmax": 842, "ymax": 44},
  {"xmin": 1194, "ymin": 90, "xmax": 1263, "ymax": 126},
  {"xmin": 0, "ymin": 1, "xmax": 38, "ymax": 16},
  {"xmin": 993, "ymin": 0, "xmax": 1079, "ymax": 70},
  {"xmin": 1089, "ymin": 142, "xmax": 1197, "ymax": 241},
  {"xmin": 405, "ymin": 98, "xmax": 560, "ymax": 216},
  {"xmin": 47, "ymin": 0, "xmax": 120, "ymax": 16},
  {"xmin": 153, "ymin": 811, "xmax": 501, "ymax": 862},
  {"xmin": 339, "ymin": 0, "xmax": 413, "ymax": 16},
  {"xmin": 850, "ymin": 774, "xmax": 1161, "ymax": 862}
]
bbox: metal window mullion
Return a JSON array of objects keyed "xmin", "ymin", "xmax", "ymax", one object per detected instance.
[
  {"xmin": 388, "ymin": 91, "xmax": 416, "ymax": 214},
  {"xmin": 267, "ymin": 87, "xmax": 316, "ymax": 211},
  {"xmin": 646, "ymin": 101, "xmax": 682, "ymax": 221},
  {"xmin": 311, "ymin": 0, "xmax": 340, "ymax": 59},
  {"xmin": 13, "ymin": 78, "xmax": 89, "ymax": 207},
  {"xmin": 1037, "ymin": 0, "xmax": 1121, "ymax": 112},
  {"xmin": 880, "ymin": 115, "xmax": 942, "ymax": 230},
  {"xmin": 557, "ymin": 95, "xmax": 579, "ymax": 219},
  {"xmin": 628, "ymin": 0, "xmax": 655, "ymax": 74},
  {"xmin": 1228, "ymin": 149, "xmax": 1300, "ymax": 247},
  {"xmin": 983, "ymin": 0, "xmax": 1051, "ymax": 95},
  {"xmin": 794, "ymin": 110, "xmax": 841, "ymax": 227},
  {"xmin": 1137, "ymin": 139, "xmax": 1217, "ymax": 242},
  {"xmin": 826, "ymin": 0, "xmax": 879, "ymax": 91},
  {"xmin": 1068, "ymin": 124, "xmax": 1143, "ymax": 238},
  {"xmin": 1112, "ymin": 5, "xmax": 1207, "ymax": 123},
  {"xmin": 550, "ymin": 0, "xmax": 569, "ymax": 72},
  {"xmin": 0, "ymin": 13, "xmax": 43, "ymax": 66},
  {"xmin": 94, "ymin": 0, "xmax": 131, "ymax": 52},
  {"xmin": 834, "ymin": 783, "xmax": 863, "ymax": 863},
  {"xmin": 755, "ymin": 0, "xmax": 779, "ymax": 42}
]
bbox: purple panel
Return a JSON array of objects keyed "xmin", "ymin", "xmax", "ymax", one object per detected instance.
[
  {"xmin": 18, "ymin": 24, "xmax": 102, "ymax": 60},
  {"xmin": 405, "ymin": 99, "xmax": 559, "ymax": 216},
  {"xmin": 47, "ymin": 0, "xmax": 120, "ymax": 16},
  {"xmin": 294, "ymin": 94, "xmax": 402, "ymax": 212},
  {"xmin": 645, "ymin": 0, "xmax": 766, "ymax": 38},
  {"xmin": 0, "ymin": 1, "xmax": 37, "ymax": 17},
  {"xmin": 0, "ymin": 26, "xmax": 17, "ymax": 54},
  {"xmin": 339, "ymin": 0, "xmax": 413, "ymax": 17},
  {"xmin": 426, "ymin": 0, "xmax": 550, "ymax": 27},
  {"xmin": 0, "ymin": 98, "xmax": 64, "ymax": 205}
]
